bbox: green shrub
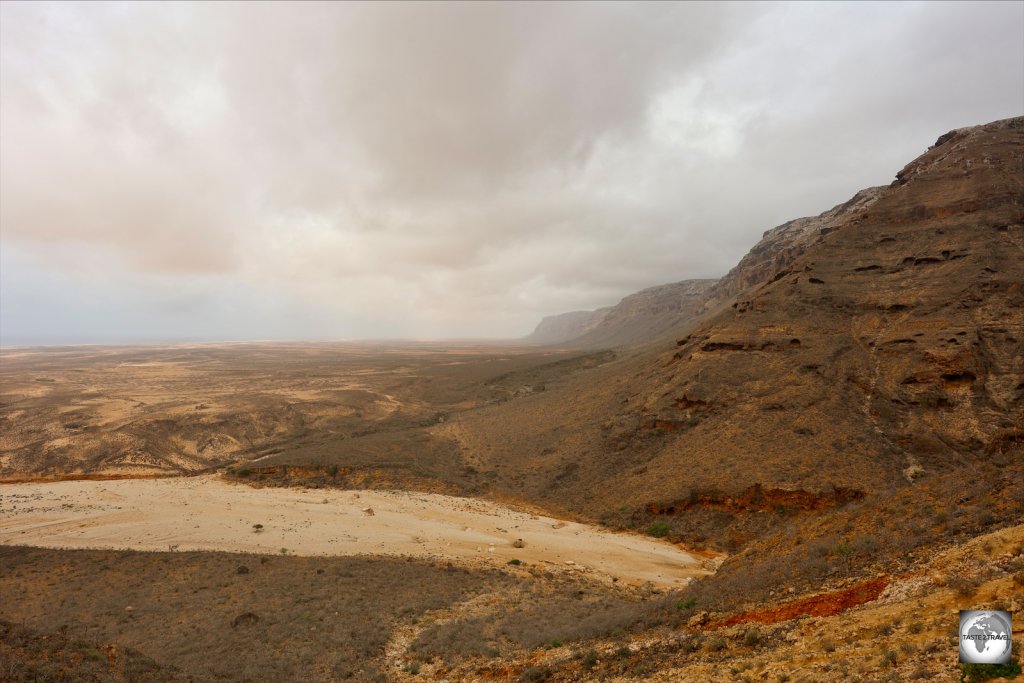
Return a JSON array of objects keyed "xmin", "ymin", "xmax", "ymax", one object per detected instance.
[
  {"xmin": 675, "ymin": 597, "xmax": 696, "ymax": 611},
  {"xmin": 646, "ymin": 522, "xmax": 671, "ymax": 538},
  {"xmin": 961, "ymin": 657, "xmax": 1022, "ymax": 683}
]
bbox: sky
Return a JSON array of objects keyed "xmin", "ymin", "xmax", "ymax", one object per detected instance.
[{"xmin": 1, "ymin": 1, "xmax": 1022, "ymax": 344}]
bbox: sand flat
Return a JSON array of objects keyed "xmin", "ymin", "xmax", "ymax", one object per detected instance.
[{"xmin": 0, "ymin": 476, "xmax": 710, "ymax": 587}]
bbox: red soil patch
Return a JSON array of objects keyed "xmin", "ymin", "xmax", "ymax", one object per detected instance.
[{"xmin": 712, "ymin": 577, "xmax": 889, "ymax": 628}]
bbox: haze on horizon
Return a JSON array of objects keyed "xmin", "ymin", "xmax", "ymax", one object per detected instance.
[{"xmin": 1, "ymin": 1, "xmax": 1022, "ymax": 346}]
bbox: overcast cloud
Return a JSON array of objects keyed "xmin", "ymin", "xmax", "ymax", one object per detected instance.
[{"xmin": 2, "ymin": 1, "xmax": 1022, "ymax": 343}]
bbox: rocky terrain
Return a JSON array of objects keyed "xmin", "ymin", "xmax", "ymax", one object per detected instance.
[
  {"xmin": 1, "ymin": 116, "xmax": 1021, "ymax": 682},
  {"xmin": 458, "ymin": 115, "xmax": 1023, "ymax": 516}
]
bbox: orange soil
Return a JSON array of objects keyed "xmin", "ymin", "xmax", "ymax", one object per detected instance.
[{"xmin": 712, "ymin": 577, "xmax": 890, "ymax": 627}]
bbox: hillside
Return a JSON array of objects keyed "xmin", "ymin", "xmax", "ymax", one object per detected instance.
[{"xmin": 451, "ymin": 116, "xmax": 1024, "ymax": 569}]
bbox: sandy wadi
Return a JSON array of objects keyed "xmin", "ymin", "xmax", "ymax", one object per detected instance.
[{"xmin": 0, "ymin": 476, "xmax": 710, "ymax": 587}]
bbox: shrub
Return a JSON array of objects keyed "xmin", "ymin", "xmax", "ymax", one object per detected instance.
[
  {"xmin": 743, "ymin": 628, "xmax": 762, "ymax": 647},
  {"xmin": 519, "ymin": 667, "xmax": 548, "ymax": 683},
  {"xmin": 947, "ymin": 574, "xmax": 983, "ymax": 597},
  {"xmin": 960, "ymin": 657, "xmax": 1022, "ymax": 683},
  {"xmin": 676, "ymin": 597, "xmax": 697, "ymax": 611},
  {"xmin": 646, "ymin": 522, "xmax": 671, "ymax": 538}
]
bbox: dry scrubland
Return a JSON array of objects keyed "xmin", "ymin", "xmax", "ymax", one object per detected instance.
[
  {"xmin": 2, "ymin": 118, "xmax": 1023, "ymax": 681},
  {"xmin": 1, "ymin": 526, "xmax": 1022, "ymax": 682},
  {"xmin": 0, "ymin": 342, "xmax": 610, "ymax": 488}
]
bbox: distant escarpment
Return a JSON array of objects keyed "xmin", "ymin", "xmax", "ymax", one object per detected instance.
[
  {"xmin": 526, "ymin": 183, "xmax": 887, "ymax": 349},
  {"xmin": 526, "ymin": 279, "xmax": 717, "ymax": 348},
  {"xmin": 525, "ymin": 308, "xmax": 611, "ymax": 345}
]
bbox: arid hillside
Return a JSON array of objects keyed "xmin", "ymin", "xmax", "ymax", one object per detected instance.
[{"xmin": 448, "ymin": 117, "xmax": 1024, "ymax": 572}]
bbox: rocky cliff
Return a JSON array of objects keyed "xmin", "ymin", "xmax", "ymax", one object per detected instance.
[
  {"xmin": 526, "ymin": 279, "xmax": 717, "ymax": 348},
  {"xmin": 701, "ymin": 186, "xmax": 886, "ymax": 309},
  {"xmin": 525, "ymin": 308, "xmax": 610, "ymax": 345},
  {"xmin": 461, "ymin": 116, "xmax": 1024, "ymax": 522},
  {"xmin": 527, "ymin": 184, "xmax": 887, "ymax": 349}
]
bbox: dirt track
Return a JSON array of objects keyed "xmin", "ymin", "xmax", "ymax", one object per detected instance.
[{"xmin": 0, "ymin": 476, "xmax": 711, "ymax": 587}]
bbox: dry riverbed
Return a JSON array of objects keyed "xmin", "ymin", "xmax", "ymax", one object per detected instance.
[{"xmin": 0, "ymin": 475, "xmax": 712, "ymax": 587}]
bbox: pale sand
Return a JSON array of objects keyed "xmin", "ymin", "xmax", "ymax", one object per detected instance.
[{"xmin": 0, "ymin": 476, "xmax": 711, "ymax": 587}]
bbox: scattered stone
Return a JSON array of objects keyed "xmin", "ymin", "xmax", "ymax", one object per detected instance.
[
  {"xmin": 231, "ymin": 612, "xmax": 260, "ymax": 628},
  {"xmin": 362, "ymin": 507, "xmax": 374, "ymax": 516},
  {"xmin": 513, "ymin": 538, "xmax": 525, "ymax": 548},
  {"xmin": 688, "ymin": 611, "xmax": 709, "ymax": 627},
  {"xmin": 236, "ymin": 565, "xmax": 250, "ymax": 575}
]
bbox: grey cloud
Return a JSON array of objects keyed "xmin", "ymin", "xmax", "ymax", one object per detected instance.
[{"xmin": 1, "ymin": 1, "xmax": 1021, "ymax": 342}]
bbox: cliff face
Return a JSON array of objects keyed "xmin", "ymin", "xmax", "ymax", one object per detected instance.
[
  {"xmin": 525, "ymin": 308, "xmax": 610, "ymax": 345},
  {"xmin": 525, "ymin": 279, "xmax": 717, "ymax": 348},
  {"xmin": 702, "ymin": 187, "xmax": 886, "ymax": 309},
  {"xmin": 620, "ymin": 116, "xmax": 1024, "ymax": 496},
  {"xmin": 569, "ymin": 278, "xmax": 718, "ymax": 348},
  {"xmin": 459, "ymin": 116, "xmax": 1024, "ymax": 520},
  {"xmin": 527, "ymin": 184, "xmax": 886, "ymax": 349}
]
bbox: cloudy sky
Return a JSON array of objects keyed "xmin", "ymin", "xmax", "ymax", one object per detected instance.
[{"xmin": 1, "ymin": 1, "xmax": 1022, "ymax": 344}]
